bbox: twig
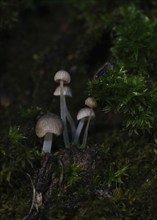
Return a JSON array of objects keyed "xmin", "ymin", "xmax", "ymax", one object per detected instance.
[{"xmin": 23, "ymin": 173, "xmax": 36, "ymax": 220}]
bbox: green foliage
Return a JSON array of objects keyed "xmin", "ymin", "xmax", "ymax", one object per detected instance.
[
  {"xmin": 88, "ymin": 5, "xmax": 157, "ymax": 136},
  {"xmin": 82, "ymin": 3, "xmax": 157, "ymax": 219},
  {"xmin": 67, "ymin": 0, "xmax": 157, "ymax": 38},
  {"xmin": 64, "ymin": 164, "xmax": 81, "ymax": 187},
  {"xmin": 88, "ymin": 66, "xmax": 157, "ymax": 135},
  {"xmin": 8, "ymin": 126, "xmax": 23, "ymax": 145},
  {"xmin": 112, "ymin": 5, "xmax": 157, "ymax": 75},
  {"xmin": 0, "ymin": 125, "xmax": 40, "ymax": 219},
  {"xmin": 0, "ymin": 185, "xmax": 31, "ymax": 220},
  {"xmin": 1, "ymin": 127, "xmax": 31, "ymax": 182}
]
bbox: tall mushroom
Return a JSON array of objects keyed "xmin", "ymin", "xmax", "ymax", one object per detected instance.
[
  {"xmin": 35, "ymin": 113, "xmax": 64, "ymax": 153},
  {"xmin": 54, "ymin": 70, "xmax": 71, "ymax": 148},
  {"xmin": 74, "ymin": 107, "xmax": 95, "ymax": 145},
  {"xmin": 53, "ymin": 85, "xmax": 76, "ymax": 140}
]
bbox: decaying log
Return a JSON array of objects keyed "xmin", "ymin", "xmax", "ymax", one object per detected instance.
[{"xmin": 24, "ymin": 147, "xmax": 106, "ymax": 220}]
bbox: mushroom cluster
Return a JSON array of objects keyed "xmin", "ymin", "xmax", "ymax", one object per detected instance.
[{"xmin": 35, "ymin": 70, "xmax": 97, "ymax": 152}]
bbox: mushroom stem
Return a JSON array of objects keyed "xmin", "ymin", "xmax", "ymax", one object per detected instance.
[
  {"xmin": 82, "ymin": 112, "xmax": 92, "ymax": 148},
  {"xmin": 60, "ymin": 81, "xmax": 70, "ymax": 148},
  {"xmin": 74, "ymin": 118, "xmax": 86, "ymax": 144},
  {"xmin": 42, "ymin": 132, "xmax": 53, "ymax": 153},
  {"xmin": 64, "ymin": 97, "xmax": 76, "ymax": 140},
  {"xmin": 60, "ymin": 80, "xmax": 64, "ymax": 118}
]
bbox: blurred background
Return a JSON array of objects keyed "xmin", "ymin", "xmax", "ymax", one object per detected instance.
[{"xmin": 0, "ymin": 0, "xmax": 113, "ymax": 144}]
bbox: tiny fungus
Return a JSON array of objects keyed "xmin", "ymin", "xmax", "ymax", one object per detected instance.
[
  {"xmin": 85, "ymin": 97, "xmax": 97, "ymax": 109},
  {"xmin": 35, "ymin": 113, "xmax": 64, "ymax": 153},
  {"xmin": 74, "ymin": 107, "xmax": 95, "ymax": 145},
  {"xmin": 53, "ymin": 86, "xmax": 76, "ymax": 139},
  {"xmin": 82, "ymin": 97, "xmax": 97, "ymax": 147},
  {"xmin": 54, "ymin": 70, "xmax": 71, "ymax": 148},
  {"xmin": 53, "ymin": 85, "xmax": 72, "ymax": 97}
]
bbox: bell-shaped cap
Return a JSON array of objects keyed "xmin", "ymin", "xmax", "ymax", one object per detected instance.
[
  {"xmin": 53, "ymin": 86, "xmax": 72, "ymax": 97},
  {"xmin": 35, "ymin": 113, "xmax": 64, "ymax": 138},
  {"xmin": 85, "ymin": 97, "xmax": 97, "ymax": 109},
  {"xmin": 77, "ymin": 107, "xmax": 95, "ymax": 121},
  {"xmin": 54, "ymin": 70, "xmax": 71, "ymax": 84}
]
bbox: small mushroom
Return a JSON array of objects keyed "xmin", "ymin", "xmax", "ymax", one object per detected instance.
[
  {"xmin": 54, "ymin": 70, "xmax": 71, "ymax": 148},
  {"xmin": 35, "ymin": 113, "xmax": 64, "ymax": 153},
  {"xmin": 82, "ymin": 97, "xmax": 97, "ymax": 147},
  {"xmin": 53, "ymin": 85, "xmax": 72, "ymax": 97},
  {"xmin": 85, "ymin": 97, "xmax": 97, "ymax": 109},
  {"xmin": 74, "ymin": 107, "xmax": 95, "ymax": 146},
  {"xmin": 53, "ymin": 86, "xmax": 76, "ymax": 140}
]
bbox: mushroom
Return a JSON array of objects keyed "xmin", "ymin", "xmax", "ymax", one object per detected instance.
[
  {"xmin": 35, "ymin": 113, "xmax": 64, "ymax": 153},
  {"xmin": 53, "ymin": 85, "xmax": 72, "ymax": 97},
  {"xmin": 54, "ymin": 70, "xmax": 71, "ymax": 148},
  {"xmin": 53, "ymin": 86, "xmax": 76, "ymax": 140},
  {"xmin": 85, "ymin": 97, "xmax": 97, "ymax": 109},
  {"xmin": 74, "ymin": 107, "xmax": 95, "ymax": 145},
  {"xmin": 82, "ymin": 97, "xmax": 97, "ymax": 147}
]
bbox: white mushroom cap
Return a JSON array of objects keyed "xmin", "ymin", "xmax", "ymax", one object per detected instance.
[
  {"xmin": 85, "ymin": 97, "xmax": 97, "ymax": 109},
  {"xmin": 54, "ymin": 70, "xmax": 71, "ymax": 84},
  {"xmin": 53, "ymin": 86, "xmax": 72, "ymax": 97},
  {"xmin": 35, "ymin": 113, "xmax": 64, "ymax": 138},
  {"xmin": 77, "ymin": 107, "xmax": 95, "ymax": 120}
]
